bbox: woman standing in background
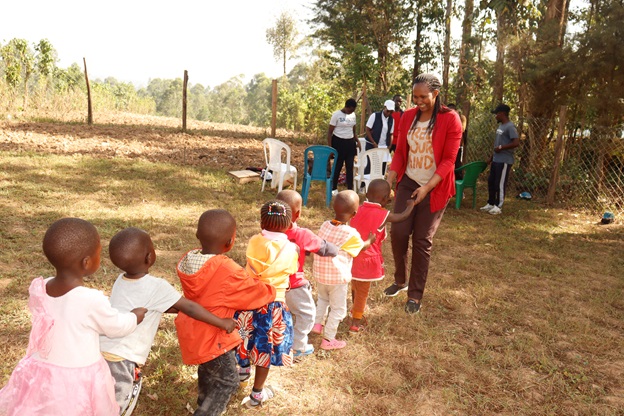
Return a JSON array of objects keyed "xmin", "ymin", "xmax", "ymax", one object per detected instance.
[{"xmin": 327, "ymin": 98, "xmax": 360, "ymax": 194}]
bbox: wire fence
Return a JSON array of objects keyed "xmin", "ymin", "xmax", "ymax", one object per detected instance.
[
  {"xmin": 360, "ymin": 89, "xmax": 623, "ymax": 217},
  {"xmin": 464, "ymin": 110, "xmax": 624, "ymax": 217}
]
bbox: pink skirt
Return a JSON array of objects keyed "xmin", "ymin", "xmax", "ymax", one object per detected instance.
[{"xmin": 0, "ymin": 355, "xmax": 119, "ymax": 416}]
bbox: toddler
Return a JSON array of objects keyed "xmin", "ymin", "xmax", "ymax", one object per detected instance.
[
  {"xmin": 175, "ymin": 210, "xmax": 277, "ymax": 416},
  {"xmin": 0, "ymin": 218, "xmax": 146, "ymax": 416},
  {"xmin": 276, "ymin": 190, "xmax": 338, "ymax": 358},
  {"xmin": 350, "ymin": 179, "xmax": 415, "ymax": 332},
  {"xmin": 312, "ymin": 190, "xmax": 375, "ymax": 350},
  {"xmin": 237, "ymin": 200, "xmax": 299, "ymax": 407},
  {"xmin": 100, "ymin": 227, "xmax": 236, "ymax": 415}
]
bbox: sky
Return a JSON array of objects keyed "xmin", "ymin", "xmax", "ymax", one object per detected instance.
[{"xmin": 2, "ymin": 0, "xmax": 314, "ymax": 88}]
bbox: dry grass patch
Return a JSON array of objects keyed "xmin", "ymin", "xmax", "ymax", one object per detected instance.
[{"xmin": 0, "ymin": 115, "xmax": 622, "ymax": 415}]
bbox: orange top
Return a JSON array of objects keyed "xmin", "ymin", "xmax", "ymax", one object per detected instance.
[{"xmin": 175, "ymin": 252, "xmax": 276, "ymax": 365}]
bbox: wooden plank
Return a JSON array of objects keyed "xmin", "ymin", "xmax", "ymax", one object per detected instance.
[{"xmin": 228, "ymin": 170, "xmax": 261, "ymax": 184}]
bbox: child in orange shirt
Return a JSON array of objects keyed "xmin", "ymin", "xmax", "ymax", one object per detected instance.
[{"xmin": 175, "ymin": 209, "xmax": 276, "ymax": 416}]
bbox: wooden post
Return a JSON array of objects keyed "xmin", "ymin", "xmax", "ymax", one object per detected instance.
[
  {"xmin": 83, "ymin": 58, "xmax": 93, "ymax": 125},
  {"xmin": 182, "ymin": 70, "xmax": 188, "ymax": 132},
  {"xmin": 360, "ymin": 83, "xmax": 367, "ymax": 136},
  {"xmin": 271, "ymin": 79, "xmax": 277, "ymax": 138},
  {"xmin": 547, "ymin": 105, "xmax": 567, "ymax": 204}
]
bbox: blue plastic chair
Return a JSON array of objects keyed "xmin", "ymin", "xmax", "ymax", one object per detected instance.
[
  {"xmin": 454, "ymin": 161, "xmax": 488, "ymax": 209},
  {"xmin": 301, "ymin": 145, "xmax": 338, "ymax": 207}
]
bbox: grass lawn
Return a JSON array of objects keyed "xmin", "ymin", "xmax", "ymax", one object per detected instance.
[{"xmin": 0, "ymin": 116, "xmax": 622, "ymax": 415}]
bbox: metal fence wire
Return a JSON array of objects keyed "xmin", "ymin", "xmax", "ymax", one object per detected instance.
[
  {"xmin": 358, "ymin": 89, "xmax": 623, "ymax": 217},
  {"xmin": 464, "ymin": 110, "xmax": 624, "ymax": 217}
]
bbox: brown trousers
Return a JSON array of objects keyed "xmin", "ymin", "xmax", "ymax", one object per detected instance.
[
  {"xmin": 350, "ymin": 280, "xmax": 371, "ymax": 320},
  {"xmin": 390, "ymin": 176, "xmax": 447, "ymax": 301}
]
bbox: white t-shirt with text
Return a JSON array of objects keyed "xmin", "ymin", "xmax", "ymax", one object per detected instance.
[
  {"xmin": 405, "ymin": 120, "xmax": 437, "ymax": 186},
  {"xmin": 330, "ymin": 110, "xmax": 357, "ymax": 139}
]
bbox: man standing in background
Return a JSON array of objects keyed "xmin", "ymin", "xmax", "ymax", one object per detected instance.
[
  {"xmin": 481, "ymin": 104, "xmax": 520, "ymax": 215},
  {"xmin": 390, "ymin": 94, "xmax": 403, "ymax": 153}
]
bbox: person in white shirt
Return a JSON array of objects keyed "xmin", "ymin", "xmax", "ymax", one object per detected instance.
[
  {"xmin": 363, "ymin": 99, "xmax": 395, "ymax": 178},
  {"xmin": 327, "ymin": 98, "xmax": 360, "ymax": 194}
]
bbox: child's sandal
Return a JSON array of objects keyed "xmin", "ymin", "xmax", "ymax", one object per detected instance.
[{"xmin": 349, "ymin": 324, "xmax": 365, "ymax": 333}]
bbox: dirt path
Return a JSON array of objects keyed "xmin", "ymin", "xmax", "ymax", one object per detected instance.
[{"xmin": 0, "ymin": 112, "xmax": 314, "ymax": 171}]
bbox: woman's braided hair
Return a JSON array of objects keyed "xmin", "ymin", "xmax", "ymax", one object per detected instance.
[
  {"xmin": 411, "ymin": 73, "xmax": 443, "ymax": 133},
  {"xmin": 260, "ymin": 200, "xmax": 292, "ymax": 232}
]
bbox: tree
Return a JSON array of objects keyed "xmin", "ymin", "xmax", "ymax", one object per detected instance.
[
  {"xmin": 311, "ymin": 0, "xmax": 413, "ymax": 94},
  {"xmin": 442, "ymin": 0, "xmax": 454, "ymax": 101},
  {"xmin": 0, "ymin": 38, "xmax": 34, "ymax": 108},
  {"xmin": 266, "ymin": 12, "xmax": 300, "ymax": 75},
  {"xmin": 34, "ymin": 39, "xmax": 56, "ymax": 91}
]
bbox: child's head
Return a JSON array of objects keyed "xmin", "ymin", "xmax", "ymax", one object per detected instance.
[
  {"xmin": 260, "ymin": 200, "xmax": 292, "ymax": 233},
  {"xmin": 276, "ymin": 190, "xmax": 302, "ymax": 224},
  {"xmin": 42, "ymin": 217, "xmax": 101, "ymax": 276},
  {"xmin": 109, "ymin": 227, "xmax": 155, "ymax": 276},
  {"xmin": 196, "ymin": 209, "xmax": 237, "ymax": 254},
  {"xmin": 333, "ymin": 190, "xmax": 360, "ymax": 221},
  {"xmin": 366, "ymin": 179, "xmax": 392, "ymax": 206}
]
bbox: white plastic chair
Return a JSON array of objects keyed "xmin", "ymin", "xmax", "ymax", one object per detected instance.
[
  {"xmin": 261, "ymin": 138, "xmax": 298, "ymax": 193},
  {"xmin": 353, "ymin": 137, "xmax": 368, "ymax": 191},
  {"xmin": 355, "ymin": 148, "xmax": 391, "ymax": 193}
]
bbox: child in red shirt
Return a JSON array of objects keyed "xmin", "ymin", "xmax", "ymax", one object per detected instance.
[{"xmin": 350, "ymin": 179, "xmax": 414, "ymax": 331}]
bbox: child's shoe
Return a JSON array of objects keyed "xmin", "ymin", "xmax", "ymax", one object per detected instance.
[
  {"xmin": 293, "ymin": 344, "xmax": 315, "ymax": 358},
  {"xmin": 238, "ymin": 365, "xmax": 251, "ymax": 387},
  {"xmin": 349, "ymin": 324, "xmax": 365, "ymax": 333},
  {"xmin": 242, "ymin": 385, "xmax": 275, "ymax": 408},
  {"xmin": 320, "ymin": 338, "xmax": 346, "ymax": 350},
  {"xmin": 311, "ymin": 323, "xmax": 323, "ymax": 335}
]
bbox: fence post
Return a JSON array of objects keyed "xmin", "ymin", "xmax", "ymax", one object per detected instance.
[
  {"xmin": 547, "ymin": 105, "xmax": 567, "ymax": 205},
  {"xmin": 360, "ymin": 83, "xmax": 367, "ymax": 136},
  {"xmin": 83, "ymin": 58, "xmax": 93, "ymax": 125},
  {"xmin": 182, "ymin": 70, "xmax": 188, "ymax": 132},
  {"xmin": 271, "ymin": 79, "xmax": 277, "ymax": 138}
]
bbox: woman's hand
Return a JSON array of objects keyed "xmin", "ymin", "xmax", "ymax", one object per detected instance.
[{"xmin": 411, "ymin": 184, "xmax": 432, "ymax": 205}]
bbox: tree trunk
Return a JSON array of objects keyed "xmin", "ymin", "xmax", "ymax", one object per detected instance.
[
  {"xmin": 455, "ymin": 0, "xmax": 474, "ymax": 125},
  {"xmin": 442, "ymin": 0, "xmax": 453, "ymax": 102},
  {"xmin": 493, "ymin": 8, "xmax": 506, "ymax": 104},
  {"xmin": 412, "ymin": 9, "xmax": 424, "ymax": 81},
  {"xmin": 526, "ymin": 0, "xmax": 569, "ymax": 172}
]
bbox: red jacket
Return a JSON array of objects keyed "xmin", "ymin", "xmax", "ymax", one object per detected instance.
[
  {"xmin": 175, "ymin": 253, "xmax": 276, "ymax": 365},
  {"xmin": 389, "ymin": 107, "xmax": 462, "ymax": 212},
  {"xmin": 391, "ymin": 110, "xmax": 403, "ymax": 146}
]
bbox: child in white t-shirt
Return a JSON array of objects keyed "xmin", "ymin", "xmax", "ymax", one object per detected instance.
[{"xmin": 100, "ymin": 227, "xmax": 235, "ymax": 414}]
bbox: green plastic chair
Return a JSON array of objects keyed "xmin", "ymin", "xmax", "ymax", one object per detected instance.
[{"xmin": 454, "ymin": 161, "xmax": 488, "ymax": 209}]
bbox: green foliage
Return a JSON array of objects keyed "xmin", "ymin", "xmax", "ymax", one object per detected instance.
[
  {"xmin": 0, "ymin": 38, "xmax": 34, "ymax": 89},
  {"xmin": 265, "ymin": 11, "xmax": 300, "ymax": 74}
]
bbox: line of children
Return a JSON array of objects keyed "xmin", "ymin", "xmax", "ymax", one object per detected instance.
[{"xmin": 1, "ymin": 187, "xmax": 413, "ymax": 415}]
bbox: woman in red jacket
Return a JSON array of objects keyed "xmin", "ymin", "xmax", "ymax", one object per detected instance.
[{"xmin": 384, "ymin": 73, "xmax": 462, "ymax": 314}]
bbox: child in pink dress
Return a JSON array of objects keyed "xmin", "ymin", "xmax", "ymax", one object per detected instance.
[
  {"xmin": 350, "ymin": 179, "xmax": 415, "ymax": 331},
  {"xmin": 0, "ymin": 218, "xmax": 147, "ymax": 416}
]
